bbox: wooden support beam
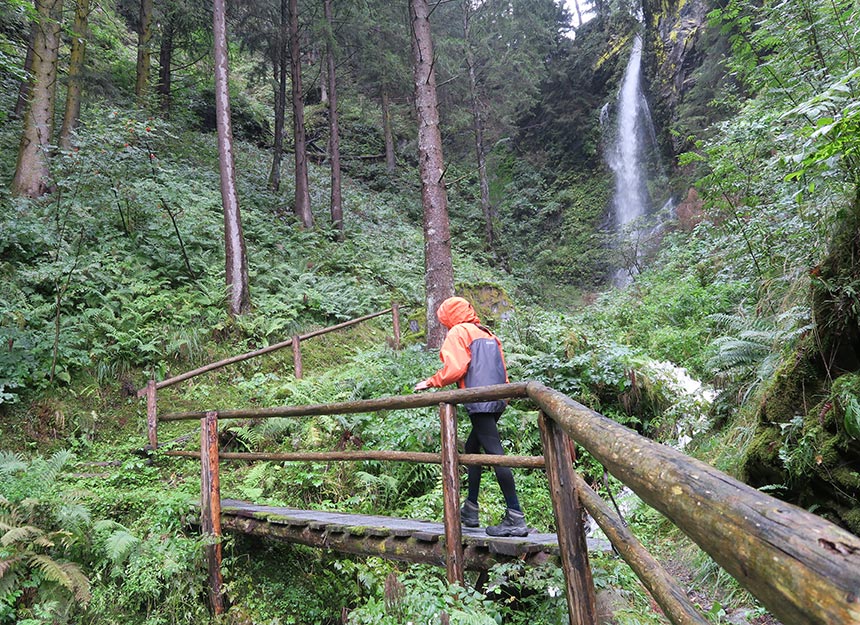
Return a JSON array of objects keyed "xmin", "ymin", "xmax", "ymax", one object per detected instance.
[
  {"xmin": 145, "ymin": 379, "xmax": 157, "ymax": 449},
  {"xmin": 159, "ymin": 382, "xmax": 529, "ymax": 421},
  {"xmin": 200, "ymin": 411, "xmax": 225, "ymax": 615},
  {"xmin": 440, "ymin": 403, "xmax": 464, "ymax": 584},
  {"xmin": 539, "ymin": 412, "xmax": 597, "ymax": 625},
  {"xmin": 528, "ymin": 382, "xmax": 860, "ymax": 625},
  {"xmin": 292, "ymin": 335, "xmax": 302, "ymax": 379},
  {"xmin": 571, "ymin": 471, "xmax": 708, "ymax": 625},
  {"xmin": 392, "ymin": 303, "xmax": 401, "ymax": 350},
  {"xmin": 164, "ymin": 449, "xmax": 545, "ymax": 468}
]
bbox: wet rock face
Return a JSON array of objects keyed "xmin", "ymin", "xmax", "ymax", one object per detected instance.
[{"xmin": 652, "ymin": 0, "xmax": 711, "ymax": 112}]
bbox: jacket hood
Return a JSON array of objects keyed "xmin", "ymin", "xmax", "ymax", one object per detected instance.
[{"xmin": 436, "ymin": 297, "xmax": 480, "ymax": 329}]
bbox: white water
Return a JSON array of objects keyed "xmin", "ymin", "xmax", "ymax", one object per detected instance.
[{"xmin": 607, "ymin": 34, "xmax": 659, "ymax": 286}]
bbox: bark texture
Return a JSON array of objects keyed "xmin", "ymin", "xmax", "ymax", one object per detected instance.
[
  {"xmin": 134, "ymin": 0, "xmax": 153, "ymax": 102},
  {"xmin": 213, "ymin": 0, "xmax": 251, "ymax": 316},
  {"xmin": 324, "ymin": 0, "xmax": 343, "ymax": 239},
  {"xmin": 382, "ymin": 90, "xmax": 396, "ymax": 172},
  {"xmin": 157, "ymin": 20, "xmax": 174, "ymax": 115},
  {"xmin": 59, "ymin": 0, "xmax": 90, "ymax": 150},
  {"xmin": 14, "ymin": 24, "xmax": 36, "ymax": 119},
  {"xmin": 410, "ymin": 0, "xmax": 454, "ymax": 349},
  {"xmin": 290, "ymin": 0, "xmax": 313, "ymax": 228},
  {"xmin": 463, "ymin": 2, "xmax": 494, "ymax": 248},
  {"xmin": 268, "ymin": 0, "xmax": 288, "ymax": 192},
  {"xmin": 11, "ymin": 0, "xmax": 64, "ymax": 198}
]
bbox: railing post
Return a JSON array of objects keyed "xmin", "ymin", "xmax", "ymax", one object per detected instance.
[
  {"xmin": 391, "ymin": 303, "xmax": 401, "ymax": 350},
  {"xmin": 538, "ymin": 411, "xmax": 597, "ymax": 625},
  {"xmin": 292, "ymin": 335, "xmax": 303, "ymax": 379},
  {"xmin": 146, "ymin": 378, "xmax": 158, "ymax": 449},
  {"xmin": 439, "ymin": 402, "xmax": 464, "ymax": 585},
  {"xmin": 200, "ymin": 411, "xmax": 225, "ymax": 614}
]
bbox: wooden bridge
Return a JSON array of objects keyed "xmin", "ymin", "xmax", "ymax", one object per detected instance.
[
  {"xmin": 140, "ymin": 306, "xmax": 860, "ymax": 625},
  {"xmin": 217, "ymin": 499, "xmax": 609, "ymax": 570}
]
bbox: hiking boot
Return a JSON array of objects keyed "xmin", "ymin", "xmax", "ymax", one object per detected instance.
[
  {"xmin": 460, "ymin": 500, "xmax": 479, "ymax": 528},
  {"xmin": 486, "ymin": 508, "xmax": 528, "ymax": 537}
]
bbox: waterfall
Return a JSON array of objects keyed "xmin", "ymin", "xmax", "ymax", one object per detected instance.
[{"xmin": 606, "ymin": 34, "xmax": 660, "ymax": 286}]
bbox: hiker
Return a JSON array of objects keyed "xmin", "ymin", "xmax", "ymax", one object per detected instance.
[{"xmin": 414, "ymin": 296, "xmax": 528, "ymax": 537}]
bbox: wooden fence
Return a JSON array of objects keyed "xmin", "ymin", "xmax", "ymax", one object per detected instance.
[
  {"xmin": 156, "ymin": 382, "xmax": 860, "ymax": 625},
  {"xmin": 136, "ymin": 304, "xmax": 403, "ymax": 449}
]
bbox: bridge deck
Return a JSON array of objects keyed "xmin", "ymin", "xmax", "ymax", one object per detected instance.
[{"xmin": 220, "ymin": 499, "xmax": 607, "ymax": 570}]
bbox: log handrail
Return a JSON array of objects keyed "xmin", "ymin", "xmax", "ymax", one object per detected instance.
[
  {"xmin": 137, "ymin": 305, "xmax": 404, "ymax": 394},
  {"xmin": 136, "ymin": 304, "xmax": 404, "ymax": 449},
  {"xmin": 170, "ymin": 382, "xmax": 860, "ymax": 625}
]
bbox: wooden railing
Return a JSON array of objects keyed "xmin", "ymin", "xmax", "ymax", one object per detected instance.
[
  {"xmin": 136, "ymin": 304, "xmax": 403, "ymax": 449},
  {"xmin": 157, "ymin": 382, "xmax": 860, "ymax": 625}
]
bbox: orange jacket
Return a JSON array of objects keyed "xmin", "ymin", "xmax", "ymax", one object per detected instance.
[{"xmin": 424, "ymin": 297, "xmax": 509, "ymax": 388}]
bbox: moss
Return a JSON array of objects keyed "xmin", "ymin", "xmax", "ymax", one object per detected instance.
[
  {"xmin": 839, "ymin": 506, "xmax": 860, "ymax": 536},
  {"xmin": 455, "ymin": 283, "xmax": 514, "ymax": 327}
]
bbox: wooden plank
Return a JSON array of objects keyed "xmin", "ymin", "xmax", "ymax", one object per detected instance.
[
  {"xmin": 528, "ymin": 382, "xmax": 860, "ymax": 625},
  {"xmin": 159, "ymin": 382, "xmax": 530, "ymax": 421},
  {"xmin": 440, "ymin": 403, "xmax": 464, "ymax": 584},
  {"xmin": 220, "ymin": 514, "xmax": 556, "ymax": 571},
  {"xmin": 200, "ymin": 411, "xmax": 225, "ymax": 615},
  {"xmin": 539, "ymin": 412, "xmax": 597, "ymax": 625}
]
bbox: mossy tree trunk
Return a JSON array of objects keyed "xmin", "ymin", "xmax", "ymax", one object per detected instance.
[
  {"xmin": 59, "ymin": 0, "xmax": 90, "ymax": 150},
  {"xmin": 11, "ymin": 0, "xmax": 64, "ymax": 198}
]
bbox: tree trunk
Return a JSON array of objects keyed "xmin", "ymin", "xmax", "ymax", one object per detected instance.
[
  {"xmin": 410, "ymin": 0, "xmax": 454, "ymax": 349},
  {"xmin": 269, "ymin": 0, "xmax": 288, "ymax": 192},
  {"xmin": 213, "ymin": 0, "xmax": 251, "ymax": 316},
  {"xmin": 289, "ymin": 0, "xmax": 313, "ymax": 228},
  {"xmin": 462, "ymin": 1, "xmax": 494, "ymax": 248},
  {"xmin": 324, "ymin": 0, "xmax": 343, "ymax": 240},
  {"xmin": 11, "ymin": 0, "xmax": 64, "ymax": 198},
  {"xmin": 59, "ymin": 0, "xmax": 90, "ymax": 150},
  {"xmin": 157, "ymin": 20, "xmax": 174, "ymax": 115},
  {"xmin": 135, "ymin": 0, "xmax": 153, "ymax": 103},
  {"xmin": 571, "ymin": 0, "xmax": 583, "ymax": 27},
  {"xmin": 382, "ymin": 89, "xmax": 396, "ymax": 173},
  {"xmin": 13, "ymin": 24, "xmax": 36, "ymax": 120}
]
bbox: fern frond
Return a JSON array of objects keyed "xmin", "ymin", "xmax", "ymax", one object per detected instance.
[
  {"xmin": 1, "ymin": 525, "xmax": 44, "ymax": 547},
  {"xmin": 0, "ymin": 555, "xmax": 21, "ymax": 578},
  {"xmin": 0, "ymin": 512, "xmax": 22, "ymax": 532},
  {"xmin": 0, "ymin": 451, "xmax": 26, "ymax": 474},
  {"xmin": 28, "ymin": 554, "xmax": 90, "ymax": 603},
  {"xmin": 54, "ymin": 501, "xmax": 92, "ymax": 533},
  {"xmin": 92, "ymin": 519, "xmax": 128, "ymax": 533},
  {"xmin": 29, "ymin": 553, "xmax": 72, "ymax": 588},
  {"xmin": 102, "ymin": 529, "xmax": 140, "ymax": 565},
  {"xmin": 0, "ymin": 565, "xmax": 19, "ymax": 596}
]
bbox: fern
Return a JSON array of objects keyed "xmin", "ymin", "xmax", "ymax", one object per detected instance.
[
  {"xmin": 1, "ymin": 525, "xmax": 45, "ymax": 547},
  {"xmin": 28, "ymin": 554, "xmax": 91, "ymax": 604},
  {"xmin": 707, "ymin": 307, "xmax": 812, "ymax": 404},
  {"xmin": 0, "ymin": 451, "xmax": 26, "ymax": 474}
]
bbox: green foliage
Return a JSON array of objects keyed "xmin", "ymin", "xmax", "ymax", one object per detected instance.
[
  {"xmin": 0, "ymin": 451, "xmax": 91, "ymax": 624},
  {"xmin": 346, "ymin": 562, "xmax": 501, "ymax": 625}
]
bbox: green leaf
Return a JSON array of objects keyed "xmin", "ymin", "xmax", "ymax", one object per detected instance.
[{"xmin": 842, "ymin": 395, "xmax": 860, "ymax": 440}]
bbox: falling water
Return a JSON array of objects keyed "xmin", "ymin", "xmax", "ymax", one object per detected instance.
[{"xmin": 606, "ymin": 34, "xmax": 659, "ymax": 285}]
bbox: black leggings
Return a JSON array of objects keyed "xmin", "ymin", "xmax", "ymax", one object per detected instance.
[{"xmin": 464, "ymin": 412, "xmax": 521, "ymax": 511}]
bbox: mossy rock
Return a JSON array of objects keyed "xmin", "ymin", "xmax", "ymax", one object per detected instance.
[{"xmin": 454, "ymin": 283, "xmax": 514, "ymax": 327}]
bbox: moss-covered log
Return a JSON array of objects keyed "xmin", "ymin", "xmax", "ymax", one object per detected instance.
[{"xmin": 528, "ymin": 381, "xmax": 860, "ymax": 625}]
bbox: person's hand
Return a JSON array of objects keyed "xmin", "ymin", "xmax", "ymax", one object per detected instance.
[{"xmin": 414, "ymin": 380, "xmax": 431, "ymax": 391}]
